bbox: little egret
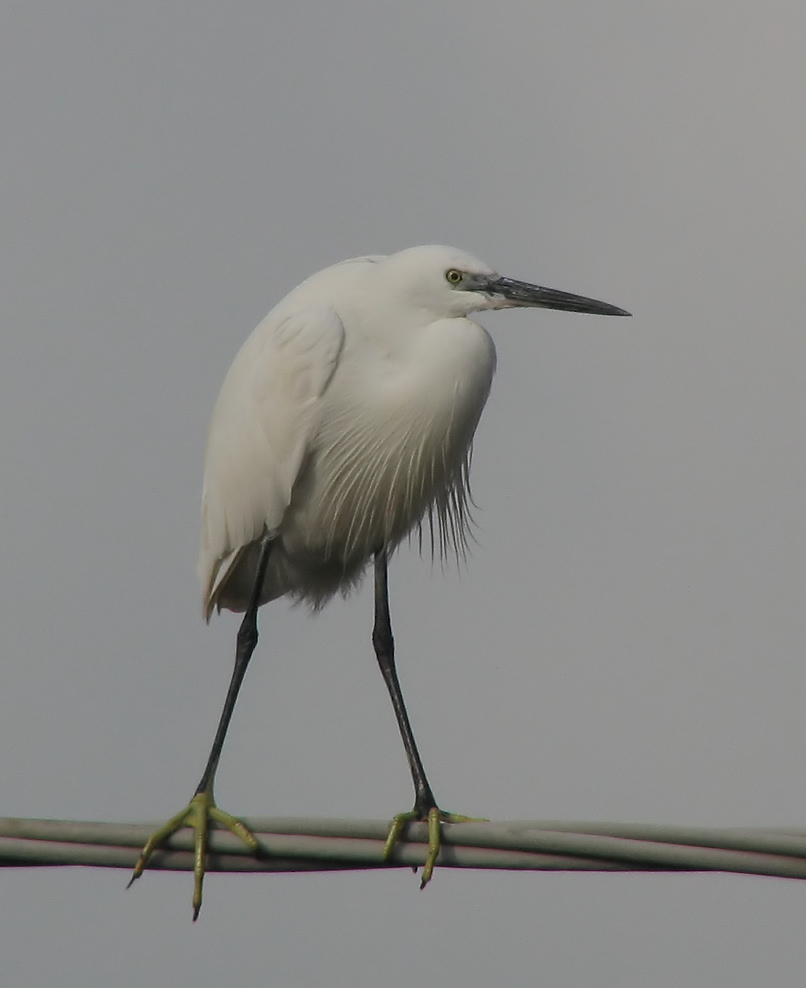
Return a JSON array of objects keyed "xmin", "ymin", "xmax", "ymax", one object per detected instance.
[{"xmin": 130, "ymin": 245, "xmax": 630, "ymax": 917}]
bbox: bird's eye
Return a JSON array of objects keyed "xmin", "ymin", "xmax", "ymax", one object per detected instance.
[{"xmin": 445, "ymin": 268, "xmax": 463, "ymax": 285}]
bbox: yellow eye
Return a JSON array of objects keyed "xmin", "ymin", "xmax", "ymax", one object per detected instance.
[{"xmin": 445, "ymin": 268, "xmax": 463, "ymax": 285}]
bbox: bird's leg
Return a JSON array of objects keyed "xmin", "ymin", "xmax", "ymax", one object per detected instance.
[
  {"xmin": 129, "ymin": 536, "xmax": 274, "ymax": 920},
  {"xmin": 373, "ymin": 550, "xmax": 475, "ymax": 887}
]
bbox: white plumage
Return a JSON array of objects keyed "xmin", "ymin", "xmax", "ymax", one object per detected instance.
[{"xmin": 199, "ymin": 246, "xmax": 497, "ymax": 617}]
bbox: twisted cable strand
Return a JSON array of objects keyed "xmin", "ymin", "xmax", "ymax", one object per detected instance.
[{"xmin": 2, "ymin": 817, "xmax": 806, "ymax": 879}]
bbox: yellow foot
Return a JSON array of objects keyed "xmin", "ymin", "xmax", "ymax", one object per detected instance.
[
  {"xmin": 127, "ymin": 791, "xmax": 261, "ymax": 920},
  {"xmin": 383, "ymin": 806, "xmax": 484, "ymax": 888}
]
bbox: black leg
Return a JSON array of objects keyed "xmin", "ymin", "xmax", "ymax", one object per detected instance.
[
  {"xmin": 196, "ymin": 535, "xmax": 274, "ymax": 796},
  {"xmin": 373, "ymin": 550, "xmax": 478, "ymax": 886},
  {"xmin": 129, "ymin": 535, "xmax": 275, "ymax": 919},
  {"xmin": 372, "ymin": 550, "xmax": 437, "ymax": 815}
]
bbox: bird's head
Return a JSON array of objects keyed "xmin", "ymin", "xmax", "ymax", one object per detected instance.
[{"xmin": 379, "ymin": 245, "xmax": 631, "ymax": 320}]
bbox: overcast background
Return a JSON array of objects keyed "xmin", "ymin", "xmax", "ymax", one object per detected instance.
[{"xmin": 2, "ymin": 1, "xmax": 806, "ymax": 984}]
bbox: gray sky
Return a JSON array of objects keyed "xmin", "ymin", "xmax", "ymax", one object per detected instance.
[{"xmin": 2, "ymin": 1, "xmax": 806, "ymax": 984}]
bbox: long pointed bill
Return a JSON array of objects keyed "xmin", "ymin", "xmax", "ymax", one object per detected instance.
[{"xmin": 481, "ymin": 276, "xmax": 631, "ymax": 317}]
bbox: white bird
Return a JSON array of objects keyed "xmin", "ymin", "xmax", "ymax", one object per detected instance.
[{"xmin": 130, "ymin": 245, "xmax": 630, "ymax": 917}]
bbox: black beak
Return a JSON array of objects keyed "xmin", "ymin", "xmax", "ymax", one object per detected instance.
[{"xmin": 480, "ymin": 275, "xmax": 631, "ymax": 317}]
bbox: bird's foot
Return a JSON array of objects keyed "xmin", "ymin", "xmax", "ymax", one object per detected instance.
[
  {"xmin": 383, "ymin": 805, "xmax": 485, "ymax": 888},
  {"xmin": 128, "ymin": 790, "xmax": 261, "ymax": 920}
]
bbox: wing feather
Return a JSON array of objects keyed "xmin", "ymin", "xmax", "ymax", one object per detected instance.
[{"xmin": 198, "ymin": 305, "xmax": 345, "ymax": 617}]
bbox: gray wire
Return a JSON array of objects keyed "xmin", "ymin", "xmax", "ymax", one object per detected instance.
[{"xmin": 2, "ymin": 817, "xmax": 806, "ymax": 879}]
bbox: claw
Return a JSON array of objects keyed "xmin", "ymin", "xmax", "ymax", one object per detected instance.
[
  {"xmin": 383, "ymin": 806, "xmax": 485, "ymax": 887},
  {"xmin": 128, "ymin": 791, "xmax": 261, "ymax": 920}
]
